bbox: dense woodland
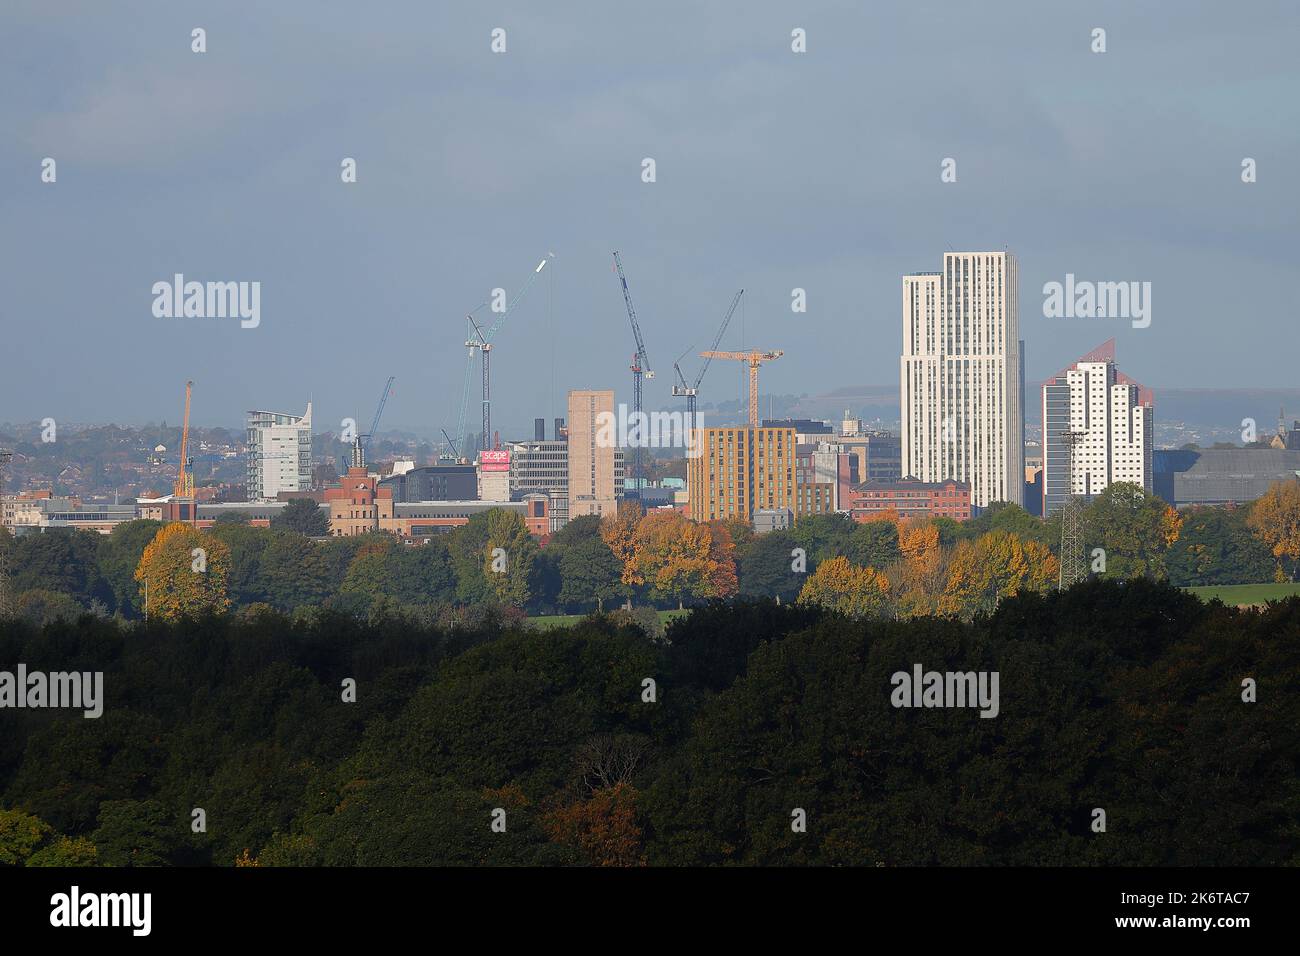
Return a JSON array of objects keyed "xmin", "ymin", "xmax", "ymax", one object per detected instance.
[
  {"xmin": 1, "ymin": 481, "xmax": 1298, "ymax": 866},
  {"xmin": 1, "ymin": 580, "xmax": 1296, "ymax": 866}
]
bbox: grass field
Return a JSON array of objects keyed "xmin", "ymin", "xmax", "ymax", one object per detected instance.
[
  {"xmin": 1185, "ymin": 582, "xmax": 1300, "ymax": 606},
  {"xmin": 527, "ymin": 609, "xmax": 690, "ymax": 630}
]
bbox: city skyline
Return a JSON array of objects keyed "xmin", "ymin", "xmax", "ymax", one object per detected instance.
[{"xmin": 2, "ymin": 1, "xmax": 1297, "ymax": 434}]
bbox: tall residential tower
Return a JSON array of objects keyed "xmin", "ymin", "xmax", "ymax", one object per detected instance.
[
  {"xmin": 900, "ymin": 251, "xmax": 1024, "ymax": 508},
  {"xmin": 246, "ymin": 403, "xmax": 312, "ymax": 501},
  {"xmin": 1041, "ymin": 340, "xmax": 1153, "ymax": 515}
]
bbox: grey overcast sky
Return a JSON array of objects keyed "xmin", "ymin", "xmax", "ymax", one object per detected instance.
[{"xmin": 1, "ymin": 0, "xmax": 1297, "ymax": 436}]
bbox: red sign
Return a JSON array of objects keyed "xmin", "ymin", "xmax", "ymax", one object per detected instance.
[{"xmin": 480, "ymin": 450, "xmax": 511, "ymax": 472}]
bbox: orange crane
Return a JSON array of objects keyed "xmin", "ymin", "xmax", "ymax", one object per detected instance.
[
  {"xmin": 173, "ymin": 380, "xmax": 194, "ymax": 501},
  {"xmin": 698, "ymin": 350, "xmax": 783, "ymax": 427}
]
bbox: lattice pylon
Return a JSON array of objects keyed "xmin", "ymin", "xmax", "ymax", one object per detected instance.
[{"xmin": 1058, "ymin": 431, "xmax": 1088, "ymax": 591}]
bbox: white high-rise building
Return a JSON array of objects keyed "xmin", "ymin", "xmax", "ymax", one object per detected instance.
[
  {"xmin": 1041, "ymin": 354, "xmax": 1152, "ymax": 515},
  {"xmin": 900, "ymin": 251, "xmax": 1024, "ymax": 508},
  {"xmin": 247, "ymin": 403, "xmax": 313, "ymax": 501}
]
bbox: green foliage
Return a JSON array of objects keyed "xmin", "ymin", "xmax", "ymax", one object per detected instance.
[
  {"xmin": 789, "ymin": 512, "xmax": 857, "ymax": 569},
  {"xmin": 9, "ymin": 529, "xmax": 110, "ymax": 608},
  {"xmin": 97, "ymin": 519, "xmax": 163, "ymax": 616},
  {"xmin": 1167, "ymin": 507, "xmax": 1274, "ymax": 586},
  {"xmin": 14, "ymin": 589, "xmax": 86, "ymax": 627},
  {"xmin": 0, "ymin": 807, "xmax": 50, "ymax": 865},
  {"xmin": 91, "ymin": 799, "xmax": 174, "ymax": 866},
  {"xmin": 557, "ymin": 534, "xmax": 626, "ymax": 612},
  {"xmin": 271, "ymin": 498, "xmax": 329, "ymax": 536},
  {"xmin": 259, "ymin": 531, "xmax": 332, "ymax": 611},
  {"xmin": 1083, "ymin": 483, "xmax": 1179, "ymax": 580},
  {"xmin": 845, "ymin": 519, "xmax": 901, "ymax": 569},
  {"xmin": 1, "ymin": 582, "xmax": 1297, "ymax": 866},
  {"xmin": 955, "ymin": 502, "xmax": 1051, "ymax": 547},
  {"xmin": 208, "ymin": 523, "xmax": 275, "ymax": 605},
  {"xmin": 735, "ymin": 530, "xmax": 802, "ymax": 603}
]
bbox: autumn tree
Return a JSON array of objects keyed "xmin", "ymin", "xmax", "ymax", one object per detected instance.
[
  {"xmin": 133, "ymin": 522, "xmax": 231, "ymax": 621},
  {"xmin": 543, "ymin": 783, "xmax": 646, "ymax": 867},
  {"xmin": 600, "ymin": 500, "xmax": 645, "ymax": 593},
  {"xmin": 1246, "ymin": 480, "xmax": 1300, "ymax": 581},
  {"xmin": 939, "ymin": 530, "xmax": 1058, "ymax": 618},
  {"xmin": 891, "ymin": 519, "xmax": 945, "ymax": 616},
  {"xmin": 623, "ymin": 510, "xmax": 738, "ymax": 609},
  {"xmin": 796, "ymin": 555, "xmax": 889, "ymax": 618}
]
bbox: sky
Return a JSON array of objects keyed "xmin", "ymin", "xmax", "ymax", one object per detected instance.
[{"xmin": 1, "ymin": 0, "xmax": 1297, "ymax": 439}]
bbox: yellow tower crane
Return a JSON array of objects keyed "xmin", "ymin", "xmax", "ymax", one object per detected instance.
[
  {"xmin": 698, "ymin": 350, "xmax": 783, "ymax": 427},
  {"xmin": 173, "ymin": 380, "xmax": 194, "ymax": 500}
]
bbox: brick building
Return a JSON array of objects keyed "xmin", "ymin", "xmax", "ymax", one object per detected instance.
[{"xmin": 849, "ymin": 477, "xmax": 971, "ymax": 522}]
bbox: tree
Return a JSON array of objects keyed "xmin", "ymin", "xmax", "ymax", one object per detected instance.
[
  {"xmin": 789, "ymin": 512, "xmax": 857, "ymax": 569},
  {"xmin": 1167, "ymin": 506, "xmax": 1274, "ymax": 586},
  {"xmin": 90, "ymin": 800, "xmax": 174, "ymax": 867},
  {"xmin": 1085, "ymin": 483, "xmax": 1181, "ymax": 580},
  {"xmin": 736, "ymin": 529, "xmax": 803, "ymax": 602},
  {"xmin": 25, "ymin": 835, "xmax": 98, "ymax": 867},
  {"xmin": 207, "ymin": 523, "xmax": 274, "ymax": 606},
  {"xmin": 625, "ymin": 510, "xmax": 737, "ymax": 609},
  {"xmin": 558, "ymin": 534, "xmax": 626, "ymax": 612},
  {"xmin": 271, "ymin": 498, "xmax": 329, "ymax": 536},
  {"xmin": 97, "ymin": 519, "xmax": 163, "ymax": 616},
  {"xmin": 134, "ymin": 523, "xmax": 231, "ymax": 621},
  {"xmin": 14, "ymin": 589, "xmax": 85, "ymax": 626},
  {"xmin": 1246, "ymin": 480, "xmax": 1300, "ymax": 581},
  {"xmin": 796, "ymin": 555, "xmax": 889, "ymax": 618},
  {"xmin": 388, "ymin": 539, "xmax": 456, "ymax": 606},
  {"xmin": 483, "ymin": 509, "xmax": 538, "ymax": 607},
  {"xmin": 0, "ymin": 807, "xmax": 50, "ymax": 865},
  {"xmin": 259, "ymin": 530, "xmax": 332, "ymax": 611},
  {"xmin": 939, "ymin": 530, "xmax": 1058, "ymax": 618},
  {"xmin": 10, "ymin": 528, "xmax": 109, "ymax": 607},
  {"xmin": 845, "ymin": 518, "xmax": 901, "ymax": 569},
  {"xmin": 892, "ymin": 519, "xmax": 945, "ymax": 616},
  {"xmin": 600, "ymin": 501, "xmax": 645, "ymax": 592},
  {"xmin": 956, "ymin": 502, "xmax": 1050, "ymax": 547},
  {"xmin": 543, "ymin": 782, "xmax": 646, "ymax": 867}
]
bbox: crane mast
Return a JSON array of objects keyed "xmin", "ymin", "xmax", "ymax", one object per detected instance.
[
  {"xmin": 174, "ymin": 380, "xmax": 194, "ymax": 500},
  {"xmin": 673, "ymin": 289, "xmax": 743, "ymax": 426},
  {"xmin": 612, "ymin": 251, "xmax": 654, "ymax": 492},
  {"xmin": 451, "ymin": 254, "xmax": 551, "ymax": 458}
]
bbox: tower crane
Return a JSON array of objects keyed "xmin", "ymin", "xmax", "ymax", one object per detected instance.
[
  {"xmin": 697, "ymin": 349, "xmax": 783, "ymax": 427},
  {"xmin": 673, "ymin": 289, "xmax": 743, "ymax": 426},
  {"xmin": 612, "ymin": 251, "xmax": 654, "ymax": 490},
  {"xmin": 174, "ymin": 381, "xmax": 194, "ymax": 500},
  {"xmin": 355, "ymin": 375, "xmax": 395, "ymax": 468},
  {"xmin": 451, "ymin": 253, "xmax": 552, "ymax": 458}
]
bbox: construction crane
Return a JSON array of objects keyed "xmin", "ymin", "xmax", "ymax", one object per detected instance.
[
  {"xmin": 612, "ymin": 251, "xmax": 654, "ymax": 490},
  {"xmin": 698, "ymin": 349, "xmax": 783, "ymax": 427},
  {"xmin": 673, "ymin": 289, "xmax": 743, "ymax": 426},
  {"xmin": 451, "ymin": 253, "xmax": 552, "ymax": 458},
  {"xmin": 356, "ymin": 375, "xmax": 395, "ymax": 466},
  {"xmin": 174, "ymin": 381, "xmax": 194, "ymax": 500},
  {"xmin": 0, "ymin": 448, "xmax": 12, "ymax": 618}
]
